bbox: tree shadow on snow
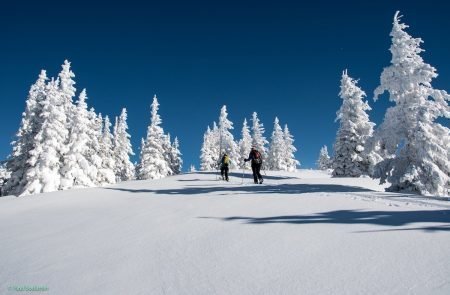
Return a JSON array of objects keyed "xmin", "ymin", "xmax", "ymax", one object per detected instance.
[
  {"xmin": 216, "ymin": 209, "xmax": 450, "ymax": 232},
  {"xmin": 105, "ymin": 183, "xmax": 374, "ymax": 195}
]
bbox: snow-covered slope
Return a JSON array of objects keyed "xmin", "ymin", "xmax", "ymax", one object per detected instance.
[{"xmin": 1, "ymin": 170, "xmax": 449, "ymax": 294}]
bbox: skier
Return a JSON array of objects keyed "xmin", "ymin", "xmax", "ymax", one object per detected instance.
[
  {"xmin": 244, "ymin": 146, "xmax": 263, "ymax": 184},
  {"xmin": 219, "ymin": 153, "xmax": 231, "ymax": 181}
]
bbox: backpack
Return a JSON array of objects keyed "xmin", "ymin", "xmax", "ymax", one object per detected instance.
[
  {"xmin": 252, "ymin": 150, "xmax": 262, "ymax": 164},
  {"xmin": 222, "ymin": 155, "xmax": 230, "ymax": 166}
]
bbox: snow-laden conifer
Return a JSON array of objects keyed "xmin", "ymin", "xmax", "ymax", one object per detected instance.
[
  {"xmin": 332, "ymin": 70, "xmax": 374, "ymax": 177},
  {"xmin": 138, "ymin": 95, "xmax": 172, "ymax": 179},
  {"xmin": 373, "ymin": 12, "xmax": 450, "ymax": 195},
  {"xmin": 0, "ymin": 163, "xmax": 10, "ymax": 196},
  {"xmin": 238, "ymin": 118, "xmax": 252, "ymax": 169},
  {"xmin": 189, "ymin": 165, "xmax": 197, "ymax": 172},
  {"xmin": 21, "ymin": 78, "xmax": 69, "ymax": 195},
  {"xmin": 162, "ymin": 133, "xmax": 174, "ymax": 176},
  {"xmin": 317, "ymin": 145, "xmax": 332, "ymax": 170},
  {"xmin": 170, "ymin": 137, "xmax": 183, "ymax": 175},
  {"xmin": 113, "ymin": 108, "xmax": 135, "ymax": 181},
  {"xmin": 3, "ymin": 70, "xmax": 48, "ymax": 196},
  {"xmin": 200, "ymin": 126, "xmax": 219, "ymax": 171},
  {"xmin": 217, "ymin": 105, "xmax": 239, "ymax": 168},
  {"xmin": 251, "ymin": 112, "xmax": 268, "ymax": 161},
  {"xmin": 60, "ymin": 89, "xmax": 95, "ymax": 189},
  {"xmin": 84, "ymin": 109, "xmax": 103, "ymax": 185},
  {"xmin": 58, "ymin": 60, "xmax": 76, "ymax": 110},
  {"xmin": 97, "ymin": 115, "xmax": 116, "ymax": 185},
  {"xmin": 283, "ymin": 124, "xmax": 300, "ymax": 171},
  {"xmin": 200, "ymin": 122, "xmax": 222, "ymax": 171},
  {"xmin": 267, "ymin": 117, "xmax": 286, "ymax": 170}
]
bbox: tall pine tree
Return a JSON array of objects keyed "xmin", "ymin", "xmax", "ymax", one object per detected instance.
[
  {"xmin": 22, "ymin": 78, "xmax": 69, "ymax": 195},
  {"xmin": 238, "ymin": 118, "xmax": 252, "ymax": 169},
  {"xmin": 332, "ymin": 70, "xmax": 374, "ymax": 177},
  {"xmin": 138, "ymin": 95, "xmax": 172, "ymax": 179},
  {"xmin": 317, "ymin": 145, "xmax": 332, "ymax": 170},
  {"xmin": 113, "ymin": 108, "xmax": 135, "ymax": 181},
  {"xmin": 373, "ymin": 12, "xmax": 450, "ymax": 195},
  {"xmin": 98, "ymin": 115, "xmax": 116, "ymax": 185},
  {"xmin": 60, "ymin": 89, "xmax": 94, "ymax": 189},
  {"xmin": 217, "ymin": 105, "xmax": 239, "ymax": 168},
  {"xmin": 251, "ymin": 112, "xmax": 268, "ymax": 161},
  {"xmin": 267, "ymin": 117, "xmax": 286, "ymax": 170},
  {"xmin": 283, "ymin": 124, "xmax": 299, "ymax": 171},
  {"xmin": 3, "ymin": 70, "xmax": 48, "ymax": 196}
]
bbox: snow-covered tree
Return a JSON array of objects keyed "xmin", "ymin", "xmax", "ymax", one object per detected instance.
[
  {"xmin": 238, "ymin": 118, "xmax": 252, "ymax": 168},
  {"xmin": 113, "ymin": 108, "xmax": 135, "ymax": 181},
  {"xmin": 21, "ymin": 78, "xmax": 69, "ymax": 195},
  {"xmin": 283, "ymin": 124, "xmax": 300, "ymax": 171},
  {"xmin": 267, "ymin": 117, "xmax": 286, "ymax": 170},
  {"xmin": 60, "ymin": 89, "xmax": 95, "ymax": 189},
  {"xmin": 217, "ymin": 105, "xmax": 239, "ymax": 168},
  {"xmin": 162, "ymin": 133, "xmax": 174, "ymax": 176},
  {"xmin": 87, "ymin": 110, "xmax": 105, "ymax": 185},
  {"xmin": 200, "ymin": 125, "xmax": 220, "ymax": 171},
  {"xmin": 317, "ymin": 145, "xmax": 332, "ymax": 170},
  {"xmin": 58, "ymin": 60, "xmax": 76, "ymax": 116},
  {"xmin": 189, "ymin": 165, "xmax": 197, "ymax": 172},
  {"xmin": 170, "ymin": 137, "xmax": 183, "ymax": 175},
  {"xmin": 251, "ymin": 112, "xmax": 268, "ymax": 161},
  {"xmin": 138, "ymin": 95, "xmax": 172, "ymax": 179},
  {"xmin": 58, "ymin": 59, "xmax": 76, "ymax": 151},
  {"xmin": 0, "ymin": 163, "xmax": 10, "ymax": 196},
  {"xmin": 97, "ymin": 115, "xmax": 116, "ymax": 185},
  {"xmin": 372, "ymin": 12, "xmax": 450, "ymax": 195},
  {"xmin": 332, "ymin": 70, "xmax": 374, "ymax": 177},
  {"xmin": 3, "ymin": 70, "xmax": 48, "ymax": 196}
]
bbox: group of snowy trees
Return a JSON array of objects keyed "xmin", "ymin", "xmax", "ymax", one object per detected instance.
[
  {"xmin": 137, "ymin": 95, "xmax": 182, "ymax": 180},
  {"xmin": 1, "ymin": 61, "xmax": 135, "ymax": 196},
  {"xmin": 1, "ymin": 61, "xmax": 182, "ymax": 196},
  {"xmin": 318, "ymin": 12, "xmax": 450, "ymax": 196},
  {"xmin": 200, "ymin": 106, "xmax": 299, "ymax": 171}
]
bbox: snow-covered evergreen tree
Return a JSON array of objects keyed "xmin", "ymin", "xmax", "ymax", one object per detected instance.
[
  {"xmin": 3, "ymin": 70, "xmax": 48, "ymax": 196},
  {"xmin": 97, "ymin": 115, "xmax": 116, "ymax": 185},
  {"xmin": 189, "ymin": 165, "xmax": 197, "ymax": 172},
  {"xmin": 267, "ymin": 117, "xmax": 286, "ymax": 170},
  {"xmin": 200, "ymin": 125, "xmax": 220, "ymax": 171},
  {"xmin": 113, "ymin": 108, "xmax": 135, "ymax": 181},
  {"xmin": 60, "ymin": 89, "xmax": 95, "ymax": 189},
  {"xmin": 332, "ymin": 70, "xmax": 374, "ymax": 177},
  {"xmin": 372, "ymin": 12, "xmax": 450, "ymax": 195},
  {"xmin": 58, "ymin": 60, "xmax": 76, "ymax": 116},
  {"xmin": 21, "ymin": 78, "xmax": 69, "ymax": 195},
  {"xmin": 317, "ymin": 145, "xmax": 332, "ymax": 170},
  {"xmin": 217, "ymin": 105, "xmax": 239, "ymax": 168},
  {"xmin": 170, "ymin": 137, "xmax": 183, "ymax": 175},
  {"xmin": 87, "ymin": 110, "xmax": 105, "ymax": 185},
  {"xmin": 138, "ymin": 95, "xmax": 172, "ymax": 179},
  {"xmin": 251, "ymin": 112, "xmax": 268, "ymax": 161},
  {"xmin": 162, "ymin": 133, "xmax": 174, "ymax": 176},
  {"xmin": 238, "ymin": 118, "xmax": 252, "ymax": 168},
  {"xmin": 283, "ymin": 124, "xmax": 300, "ymax": 171},
  {"xmin": 0, "ymin": 163, "xmax": 10, "ymax": 196}
]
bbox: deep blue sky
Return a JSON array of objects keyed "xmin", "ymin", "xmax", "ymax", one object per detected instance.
[{"xmin": 1, "ymin": 0, "xmax": 450, "ymax": 169}]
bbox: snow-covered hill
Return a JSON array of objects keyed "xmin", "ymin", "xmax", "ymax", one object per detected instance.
[{"xmin": 1, "ymin": 170, "xmax": 449, "ymax": 294}]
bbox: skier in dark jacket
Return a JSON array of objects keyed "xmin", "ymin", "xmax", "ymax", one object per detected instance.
[
  {"xmin": 219, "ymin": 153, "xmax": 230, "ymax": 181},
  {"xmin": 244, "ymin": 147, "xmax": 263, "ymax": 184}
]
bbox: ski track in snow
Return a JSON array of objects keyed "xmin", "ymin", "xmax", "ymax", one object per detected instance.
[{"xmin": 0, "ymin": 169, "xmax": 449, "ymax": 295}]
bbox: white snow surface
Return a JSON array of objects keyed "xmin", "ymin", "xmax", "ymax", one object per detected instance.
[{"xmin": 1, "ymin": 170, "xmax": 450, "ymax": 295}]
